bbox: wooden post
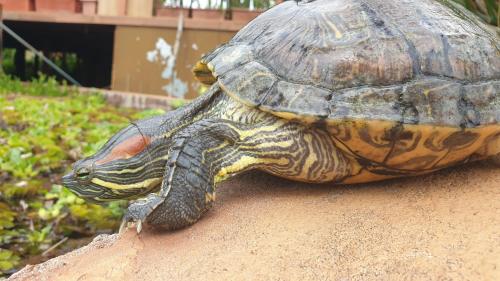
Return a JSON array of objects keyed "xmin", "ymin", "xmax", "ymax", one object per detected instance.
[
  {"xmin": 30, "ymin": 0, "xmax": 36, "ymax": 11},
  {"xmin": 224, "ymin": 0, "xmax": 232, "ymax": 20},
  {"xmin": 34, "ymin": 53, "xmax": 40, "ymax": 75},
  {"xmin": 15, "ymin": 47, "xmax": 26, "ymax": 80}
]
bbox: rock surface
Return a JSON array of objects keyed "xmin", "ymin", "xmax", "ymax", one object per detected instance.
[{"xmin": 9, "ymin": 162, "xmax": 500, "ymax": 281}]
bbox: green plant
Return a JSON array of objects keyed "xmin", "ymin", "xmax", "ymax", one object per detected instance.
[
  {"xmin": 452, "ymin": 0, "xmax": 499, "ymax": 26},
  {"xmin": 0, "ymin": 74, "xmax": 166, "ymax": 277},
  {"xmin": 1, "ymin": 49, "xmax": 16, "ymax": 75},
  {"xmin": 0, "ymin": 249, "xmax": 20, "ymax": 273}
]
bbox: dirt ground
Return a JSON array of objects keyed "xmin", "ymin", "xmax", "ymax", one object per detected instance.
[{"xmin": 9, "ymin": 161, "xmax": 500, "ymax": 281}]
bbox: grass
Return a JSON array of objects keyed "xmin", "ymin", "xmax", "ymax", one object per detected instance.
[{"xmin": 0, "ymin": 74, "xmax": 166, "ymax": 277}]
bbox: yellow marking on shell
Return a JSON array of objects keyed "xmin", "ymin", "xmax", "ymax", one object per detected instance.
[
  {"xmin": 236, "ymin": 72, "xmax": 275, "ymax": 93},
  {"xmin": 270, "ymin": 110, "xmax": 319, "ymax": 124},
  {"xmin": 219, "ymin": 79, "xmax": 301, "ymax": 124},
  {"xmin": 253, "ymin": 104, "xmax": 321, "ymax": 124},
  {"xmin": 341, "ymin": 169, "xmax": 400, "ymax": 184},
  {"xmin": 325, "ymin": 18, "xmax": 343, "ymax": 39},
  {"xmin": 311, "ymin": 58, "xmax": 321, "ymax": 82},
  {"xmin": 421, "ymin": 84, "xmax": 453, "ymax": 117},
  {"xmin": 91, "ymin": 177, "xmax": 162, "ymax": 190},
  {"xmin": 219, "ymin": 81, "xmax": 260, "ymax": 109},
  {"xmin": 287, "ymin": 86, "xmax": 305, "ymax": 108},
  {"xmin": 423, "ymin": 89, "xmax": 430, "ymax": 98},
  {"xmin": 327, "ymin": 120, "xmax": 500, "ymax": 183},
  {"xmin": 422, "ymin": 89, "xmax": 433, "ymax": 117},
  {"xmin": 475, "ymin": 131, "xmax": 500, "ymax": 157},
  {"xmin": 207, "ymin": 62, "xmax": 215, "ymax": 74}
]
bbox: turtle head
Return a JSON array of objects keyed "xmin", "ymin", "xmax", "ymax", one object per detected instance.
[
  {"xmin": 62, "ymin": 119, "xmax": 168, "ymax": 203},
  {"xmin": 62, "ymin": 86, "xmax": 217, "ymax": 203}
]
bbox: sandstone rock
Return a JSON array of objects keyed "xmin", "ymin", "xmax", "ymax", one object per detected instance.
[{"xmin": 9, "ymin": 162, "xmax": 500, "ymax": 281}]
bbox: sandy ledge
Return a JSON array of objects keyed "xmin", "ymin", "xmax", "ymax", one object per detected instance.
[{"xmin": 9, "ymin": 161, "xmax": 500, "ymax": 281}]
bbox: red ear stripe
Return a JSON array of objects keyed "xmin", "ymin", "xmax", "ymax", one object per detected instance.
[{"xmin": 95, "ymin": 135, "xmax": 152, "ymax": 165}]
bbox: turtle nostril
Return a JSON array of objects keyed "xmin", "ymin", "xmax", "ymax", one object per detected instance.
[{"xmin": 61, "ymin": 173, "xmax": 73, "ymax": 184}]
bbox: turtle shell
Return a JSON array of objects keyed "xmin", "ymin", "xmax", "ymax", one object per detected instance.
[
  {"xmin": 194, "ymin": 0, "xmax": 500, "ymax": 177},
  {"xmin": 196, "ymin": 0, "xmax": 499, "ymax": 127}
]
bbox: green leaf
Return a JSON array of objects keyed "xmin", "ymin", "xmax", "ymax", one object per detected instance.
[
  {"xmin": 0, "ymin": 249, "xmax": 20, "ymax": 272},
  {"xmin": 0, "ymin": 74, "xmax": 168, "ymax": 275}
]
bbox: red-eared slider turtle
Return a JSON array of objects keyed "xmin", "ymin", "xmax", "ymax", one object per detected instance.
[{"xmin": 63, "ymin": 0, "xmax": 499, "ymax": 231}]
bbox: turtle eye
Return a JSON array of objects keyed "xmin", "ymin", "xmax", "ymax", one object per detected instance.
[{"xmin": 75, "ymin": 167, "xmax": 91, "ymax": 179}]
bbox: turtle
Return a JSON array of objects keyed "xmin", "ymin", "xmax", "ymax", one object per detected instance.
[{"xmin": 62, "ymin": 0, "xmax": 500, "ymax": 231}]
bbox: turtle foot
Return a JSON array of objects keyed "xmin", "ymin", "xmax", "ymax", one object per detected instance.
[{"xmin": 119, "ymin": 194, "xmax": 165, "ymax": 234}]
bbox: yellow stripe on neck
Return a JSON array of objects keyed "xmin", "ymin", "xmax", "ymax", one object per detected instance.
[{"xmin": 91, "ymin": 177, "xmax": 162, "ymax": 190}]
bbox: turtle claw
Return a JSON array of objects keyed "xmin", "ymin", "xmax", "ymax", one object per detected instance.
[
  {"xmin": 118, "ymin": 216, "xmax": 143, "ymax": 234},
  {"xmin": 118, "ymin": 217, "xmax": 128, "ymax": 234},
  {"xmin": 136, "ymin": 220, "xmax": 143, "ymax": 234},
  {"xmin": 118, "ymin": 212, "xmax": 137, "ymax": 234},
  {"xmin": 119, "ymin": 193, "xmax": 165, "ymax": 234}
]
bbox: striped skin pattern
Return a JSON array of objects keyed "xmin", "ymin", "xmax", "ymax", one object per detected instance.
[
  {"xmin": 64, "ymin": 84, "xmax": 499, "ymax": 229},
  {"xmin": 63, "ymin": 87, "xmax": 355, "ymax": 199},
  {"xmin": 62, "ymin": 89, "xmax": 221, "ymax": 202},
  {"xmin": 63, "ymin": 126, "xmax": 167, "ymax": 202},
  {"xmin": 63, "ymin": 85, "xmax": 498, "ymax": 230},
  {"xmin": 63, "ymin": 87, "xmax": 358, "ymax": 229},
  {"xmin": 209, "ymin": 90, "xmax": 356, "ymax": 184},
  {"xmin": 63, "ymin": 0, "xmax": 499, "ymax": 230},
  {"xmin": 208, "ymin": 118, "xmax": 354, "ymax": 185}
]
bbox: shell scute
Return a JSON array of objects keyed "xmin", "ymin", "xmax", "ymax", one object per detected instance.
[
  {"xmin": 197, "ymin": 0, "xmax": 498, "ymax": 128},
  {"xmin": 206, "ymin": 45, "xmax": 254, "ymax": 78},
  {"xmin": 219, "ymin": 61, "xmax": 277, "ymax": 107},
  {"xmin": 260, "ymin": 81, "xmax": 331, "ymax": 118}
]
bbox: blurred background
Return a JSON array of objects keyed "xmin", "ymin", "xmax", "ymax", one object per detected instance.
[
  {"xmin": 0, "ymin": 0, "xmax": 497, "ymax": 278},
  {"xmin": 0, "ymin": 0, "xmax": 279, "ymax": 100}
]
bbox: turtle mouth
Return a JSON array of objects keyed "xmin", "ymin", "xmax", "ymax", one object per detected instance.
[
  {"xmin": 62, "ymin": 172, "xmax": 157, "ymax": 202},
  {"xmin": 62, "ymin": 172, "xmax": 106, "ymax": 202}
]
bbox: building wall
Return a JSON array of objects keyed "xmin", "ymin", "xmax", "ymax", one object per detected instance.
[{"xmin": 112, "ymin": 26, "xmax": 235, "ymax": 99}]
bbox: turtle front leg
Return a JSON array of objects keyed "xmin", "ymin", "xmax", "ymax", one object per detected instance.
[{"xmin": 122, "ymin": 119, "xmax": 240, "ymax": 231}]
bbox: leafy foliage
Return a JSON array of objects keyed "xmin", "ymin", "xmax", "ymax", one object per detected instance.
[
  {"xmin": 0, "ymin": 75, "xmax": 165, "ymax": 277},
  {"xmin": 452, "ymin": 0, "xmax": 499, "ymax": 26}
]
